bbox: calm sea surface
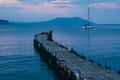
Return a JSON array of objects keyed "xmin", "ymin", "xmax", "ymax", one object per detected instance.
[{"xmin": 0, "ymin": 24, "xmax": 120, "ymax": 80}]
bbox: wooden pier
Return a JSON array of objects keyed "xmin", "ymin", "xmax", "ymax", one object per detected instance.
[{"xmin": 34, "ymin": 31, "xmax": 120, "ymax": 80}]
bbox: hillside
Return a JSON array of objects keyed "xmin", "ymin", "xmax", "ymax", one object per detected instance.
[
  {"xmin": 0, "ymin": 20, "xmax": 9, "ymax": 24},
  {"xmin": 31, "ymin": 17, "xmax": 91, "ymax": 26}
]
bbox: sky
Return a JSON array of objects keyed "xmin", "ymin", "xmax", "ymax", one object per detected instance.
[{"xmin": 0, "ymin": 0, "xmax": 120, "ymax": 24}]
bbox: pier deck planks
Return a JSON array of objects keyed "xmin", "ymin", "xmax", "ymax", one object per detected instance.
[{"xmin": 35, "ymin": 32, "xmax": 120, "ymax": 80}]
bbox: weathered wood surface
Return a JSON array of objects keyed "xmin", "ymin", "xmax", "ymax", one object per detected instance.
[{"xmin": 34, "ymin": 32, "xmax": 120, "ymax": 80}]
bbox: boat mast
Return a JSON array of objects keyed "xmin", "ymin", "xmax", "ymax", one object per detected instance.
[
  {"xmin": 87, "ymin": 7, "xmax": 91, "ymax": 56},
  {"xmin": 88, "ymin": 7, "xmax": 90, "ymax": 25}
]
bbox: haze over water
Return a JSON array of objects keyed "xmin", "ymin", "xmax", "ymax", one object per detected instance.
[{"xmin": 0, "ymin": 24, "xmax": 120, "ymax": 80}]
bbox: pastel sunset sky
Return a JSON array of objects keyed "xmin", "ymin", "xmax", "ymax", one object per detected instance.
[{"xmin": 0, "ymin": 0, "xmax": 120, "ymax": 24}]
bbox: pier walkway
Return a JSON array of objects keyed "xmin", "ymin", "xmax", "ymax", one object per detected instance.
[{"xmin": 34, "ymin": 31, "xmax": 120, "ymax": 80}]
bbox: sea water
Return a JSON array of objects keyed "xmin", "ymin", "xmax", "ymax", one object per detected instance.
[{"xmin": 0, "ymin": 24, "xmax": 120, "ymax": 80}]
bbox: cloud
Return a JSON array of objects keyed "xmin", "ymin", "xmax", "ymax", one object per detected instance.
[
  {"xmin": 18, "ymin": 0, "xmax": 72, "ymax": 5},
  {"xmin": 89, "ymin": 2, "xmax": 120, "ymax": 9},
  {"xmin": 0, "ymin": 0, "xmax": 78, "ymax": 10},
  {"xmin": 24, "ymin": 3, "xmax": 70, "ymax": 15},
  {"xmin": 18, "ymin": 0, "xmax": 45, "ymax": 5},
  {"xmin": 0, "ymin": 0, "xmax": 22, "ymax": 7},
  {"xmin": 0, "ymin": 0, "xmax": 73, "ymax": 16},
  {"xmin": 50, "ymin": 0, "xmax": 72, "ymax": 4}
]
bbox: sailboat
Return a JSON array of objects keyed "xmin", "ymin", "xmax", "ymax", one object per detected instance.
[{"xmin": 82, "ymin": 8, "xmax": 92, "ymax": 29}]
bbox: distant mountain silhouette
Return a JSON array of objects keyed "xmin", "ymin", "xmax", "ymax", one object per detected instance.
[
  {"xmin": 10, "ymin": 17, "xmax": 94, "ymax": 26},
  {"xmin": 0, "ymin": 20, "xmax": 9, "ymax": 24},
  {"xmin": 31, "ymin": 17, "xmax": 92, "ymax": 26}
]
